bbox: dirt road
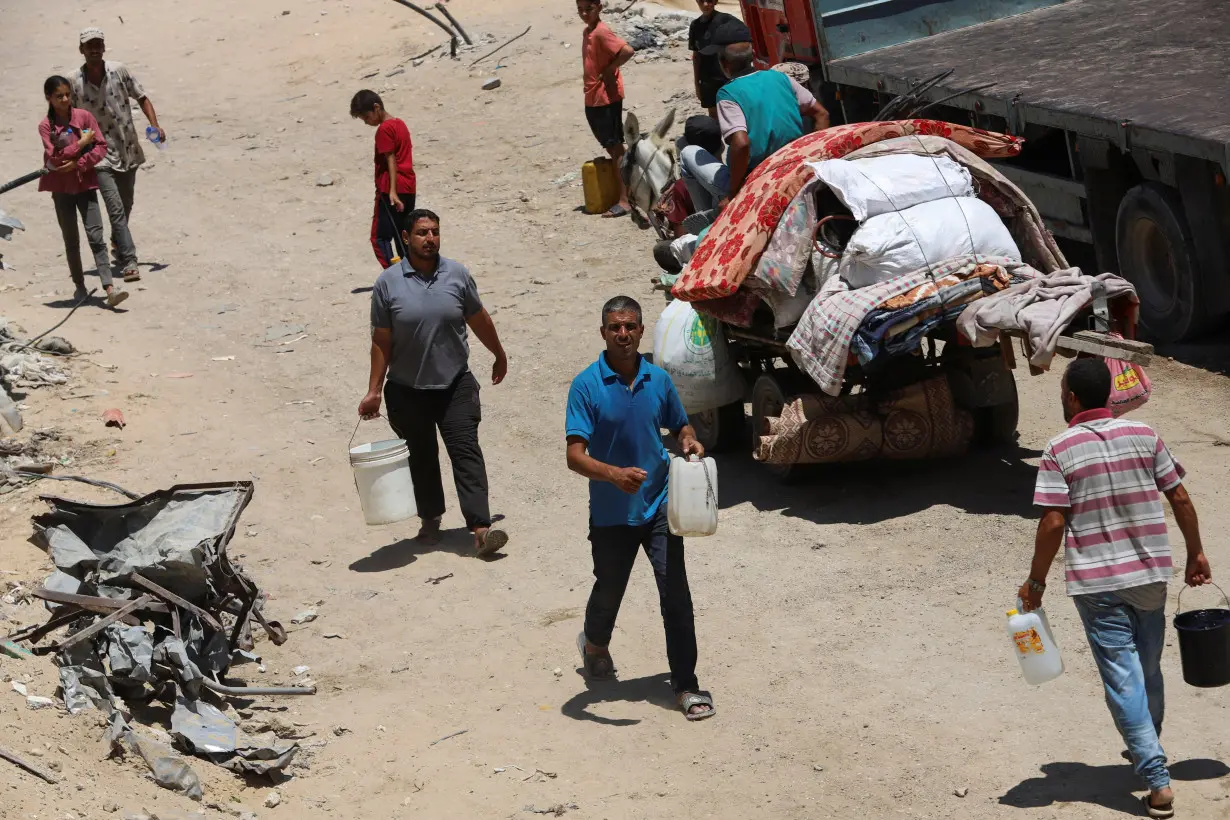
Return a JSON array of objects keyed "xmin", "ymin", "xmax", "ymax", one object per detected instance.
[{"xmin": 1, "ymin": 1, "xmax": 1228, "ymax": 818}]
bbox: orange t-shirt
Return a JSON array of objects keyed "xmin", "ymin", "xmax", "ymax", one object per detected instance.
[{"xmin": 582, "ymin": 21, "xmax": 627, "ymax": 108}]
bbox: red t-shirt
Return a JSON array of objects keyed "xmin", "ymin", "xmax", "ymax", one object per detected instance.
[{"xmin": 374, "ymin": 117, "xmax": 416, "ymax": 194}]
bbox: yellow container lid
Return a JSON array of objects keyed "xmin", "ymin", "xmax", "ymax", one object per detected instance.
[{"xmin": 1006, "ymin": 609, "xmax": 1018, "ymax": 617}]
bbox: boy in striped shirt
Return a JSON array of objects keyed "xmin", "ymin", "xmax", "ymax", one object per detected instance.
[{"xmin": 1020, "ymin": 358, "xmax": 1212, "ymax": 818}]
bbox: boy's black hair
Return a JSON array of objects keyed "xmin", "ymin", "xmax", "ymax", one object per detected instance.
[
  {"xmin": 1065, "ymin": 358, "xmax": 1112, "ymax": 411},
  {"xmin": 349, "ymin": 89, "xmax": 383, "ymax": 117}
]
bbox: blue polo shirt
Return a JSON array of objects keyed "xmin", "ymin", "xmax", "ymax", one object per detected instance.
[{"xmin": 566, "ymin": 353, "xmax": 690, "ymax": 528}]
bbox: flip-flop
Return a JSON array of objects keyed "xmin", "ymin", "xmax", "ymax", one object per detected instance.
[
  {"xmin": 576, "ymin": 631, "xmax": 614, "ymax": 679},
  {"xmin": 1141, "ymin": 794, "xmax": 1174, "ymax": 818},
  {"xmin": 602, "ymin": 204, "xmax": 630, "ymax": 219},
  {"xmin": 476, "ymin": 527, "xmax": 508, "ymax": 558},
  {"xmin": 678, "ymin": 691, "xmax": 715, "ymax": 721}
]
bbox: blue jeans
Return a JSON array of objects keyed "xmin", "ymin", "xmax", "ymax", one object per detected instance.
[
  {"xmin": 1074, "ymin": 591, "xmax": 1169, "ymax": 791},
  {"xmin": 678, "ymin": 144, "xmax": 729, "ymax": 214}
]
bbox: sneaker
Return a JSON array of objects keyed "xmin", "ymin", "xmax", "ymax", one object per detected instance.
[{"xmin": 105, "ymin": 288, "xmax": 129, "ymax": 308}]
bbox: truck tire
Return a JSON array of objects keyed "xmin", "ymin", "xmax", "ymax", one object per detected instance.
[
  {"xmin": 978, "ymin": 381, "xmax": 1020, "ymax": 447},
  {"xmin": 689, "ymin": 401, "xmax": 745, "ymax": 454},
  {"xmin": 751, "ymin": 373, "xmax": 800, "ymax": 482},
  {"xmin": 1116, "ymin": 182, "xmax": 1210, "ymax": 342}
]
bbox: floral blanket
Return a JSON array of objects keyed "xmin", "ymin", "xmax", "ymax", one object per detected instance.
[{"xmin": 671, "ymin": 120, "xmax": 1023, "ymax": 302}]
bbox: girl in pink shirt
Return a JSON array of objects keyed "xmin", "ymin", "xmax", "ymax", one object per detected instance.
[{"xmin": 39, "ymin": 75, "xmax": 127, "ymax": 307}]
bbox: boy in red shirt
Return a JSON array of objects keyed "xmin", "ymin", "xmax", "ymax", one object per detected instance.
[
  {"xmin": 578, "ymin": 0, "xmax": 634, "ymax": 218},
  {"xmin": 350, "ymin": 90, "xmax": 417, "ymax": 268}
]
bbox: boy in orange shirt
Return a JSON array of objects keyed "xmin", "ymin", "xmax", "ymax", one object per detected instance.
[{"xmin": 578, "ymin": 0, "xmax": 634, "ymax": 218}]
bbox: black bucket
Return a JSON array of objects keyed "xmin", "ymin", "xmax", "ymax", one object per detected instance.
[{"xmin": 1173, "ymin": 583, "xmax": 1230, "ymax": 688}]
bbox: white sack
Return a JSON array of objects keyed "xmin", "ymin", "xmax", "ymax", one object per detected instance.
[
  {"xmin": 652, "ymin": 298, "xmax": 744, "ymax": 414},
  {"xmin": 810, "ymin": 154, "xmax": 974, "ymax": 222},
  {"xmin": 839, "ymin": 196, "xmax": 1021, "ymax": 289}
]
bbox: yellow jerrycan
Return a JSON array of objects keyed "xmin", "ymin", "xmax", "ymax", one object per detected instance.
[{"xmin": 582, "ymin": 157, "xmax": 620, "ymax": 214}]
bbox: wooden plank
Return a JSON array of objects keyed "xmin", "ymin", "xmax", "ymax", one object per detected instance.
[
  {"xmin": 31, "ymin": 589, "xmax": 168, "ymax": 616},
  {"xmin": 4, "ymin": 607, "xmax": 86, "ymax": 645},
  {"xmin": 131, "ymin": 573, "xmax": 224, "ymax": 632},
  {"xmin": 1072, "ymin": 330, "xmax": 1154, "ymax": 356},
  {"xmin": 56, "ymin": 595, "xmax": 153, "ymax": 650},
  {"xmin": 998, "ymin": 335, "xmax": 1016, "ymax": 370},
  {"xmin": 0, "ymin": 745, "xmax": 59, "ymax": 784},
  {"xmin": 1061, "ymin": 335, "xmax": 1152, "ymax": 365},
  {"xmin": 1001, "ymin": 330, "xmax": 1153, "ymax": 367},
  {"xmin": 727, "ymin": 327, "xmax": 792, "ymax": 353}
]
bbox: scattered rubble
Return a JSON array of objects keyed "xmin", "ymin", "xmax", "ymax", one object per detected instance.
[{"xmin": 3, "ymin": 482, "xmax": 312, "ymax": 796}]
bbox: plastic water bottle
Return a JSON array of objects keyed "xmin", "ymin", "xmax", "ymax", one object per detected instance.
[
  {"xmin": 667, "ymin": 455, "xmax": 718, "ymax": 537},
  {"xmin": 145, "ymin": 126, "xmax": 165, "ymax": 151},
  {"xmin": 1006, "ymin": 604, "xmax": 1065, "ymax": 685}
]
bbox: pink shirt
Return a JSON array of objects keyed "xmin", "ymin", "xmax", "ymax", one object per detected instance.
[{"xmin": 38, "ymin": 108, "xmax": 108, "ymax": 195}]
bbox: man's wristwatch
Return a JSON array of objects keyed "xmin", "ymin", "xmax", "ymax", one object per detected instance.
[{"xmin": 1026, "ymin": 578, "xmax": 1047, "ymax": 593}]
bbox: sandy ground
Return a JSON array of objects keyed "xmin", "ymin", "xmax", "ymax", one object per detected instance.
[{"xmin": 1, "ymin": 1, "xmax": 1228, "ymax": 818}]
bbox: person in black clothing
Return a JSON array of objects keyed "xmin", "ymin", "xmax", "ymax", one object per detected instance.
[{"xmin": 688, "ymin": 1, "xmax": 742, "ymax": 116}]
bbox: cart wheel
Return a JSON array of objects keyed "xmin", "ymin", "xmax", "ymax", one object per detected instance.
[
  {"xmin": 1116, "ymin": 182, "xmax": 1210, "ymax": 342},
  {"xmin": 689, "ymin": 401, "xmax": 745, "ymax": 454},
  {"xmin": 752, "ymin": 374, "xmax": 799, "ymax": 482},
  {"xmin": 978, "ymin": 378, "xmax": 1020, "ymax": 447}
]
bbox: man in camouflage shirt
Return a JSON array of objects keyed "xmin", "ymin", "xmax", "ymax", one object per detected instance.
[{"xmin": 72, "ymin": 27, "xmax": 166, "ymax": 283}]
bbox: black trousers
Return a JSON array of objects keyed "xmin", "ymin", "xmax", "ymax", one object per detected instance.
[
  {"xmin": 383, "ymin": 371, "xmax": 491, "ymax": 530},
  {"xmin": 585, "ymin": 504, "xmax": 699, "ymax": 694}
]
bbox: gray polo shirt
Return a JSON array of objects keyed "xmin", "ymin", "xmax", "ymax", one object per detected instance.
[{"xmin": 370, "ymin": 255, "xmax": 483, "ymax": 389}]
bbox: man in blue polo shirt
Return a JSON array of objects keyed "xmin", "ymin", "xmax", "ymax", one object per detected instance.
[{"xmin": 565, "ymin": 295, "xmax": 715, "ymax": 722}]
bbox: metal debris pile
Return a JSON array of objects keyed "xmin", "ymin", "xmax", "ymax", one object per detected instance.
[
  {"xmin": 1, "ymin": 316, "xmax": 75, "ymax": 440},
  {"xmin": 0, "ymin": 429, "xmax": 73, "ymax": 494},
  {"xmin": 0, "ymin": 317, "xmax": 73, "ymax": 389},
  {"xmin": 5, "ymin": 482, "xmax": 312, "ymax": 797}
]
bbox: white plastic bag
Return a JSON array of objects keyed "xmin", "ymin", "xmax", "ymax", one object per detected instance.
[
  {"xmin": 652, "ymin": 298, "xmax": 744, "ymax": 413},
  {"xmin": 810, "ymin": 154, "xmax": 974, "ymax": 222},
  {"xmin": 839, "ymin": 196, "xmax": 1021, "ymax": 289}
]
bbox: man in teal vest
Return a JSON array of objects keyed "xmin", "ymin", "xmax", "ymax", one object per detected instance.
[{"xmin": 713, "ymin": 39, "xmax": 829, "ymax": 205}]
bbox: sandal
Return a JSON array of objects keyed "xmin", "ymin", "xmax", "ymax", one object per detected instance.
[
  {"xmin": 123, "ymin": 267, "xmax": 141, "ymax": 283},
  {"xmin": 678, "ymin": 691, "xmax": 715, "ymax": 722},
  {"xmin": 601, "ymin": 204, "xmax": 630, "ymax": 219},
  {"xmin": 576, "ymin": 631, "xmax": 614, "ymax": 679},
  {"xmin": 476, "ymin": 526, "xmax": 508, "ymax": 558},
  {"xmin": 1141, "ymin": 795, "xmax": 1174, "ymax": 819}
]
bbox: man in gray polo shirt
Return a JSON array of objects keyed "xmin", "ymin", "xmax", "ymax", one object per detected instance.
[{"xmin": 359, "ymin": 209, "xmax": 510, "ymax": 557}]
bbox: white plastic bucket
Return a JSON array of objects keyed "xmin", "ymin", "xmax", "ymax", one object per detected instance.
[{"xmin": 349, "ymin": 438, "xmax": 416, "ymax": 525}]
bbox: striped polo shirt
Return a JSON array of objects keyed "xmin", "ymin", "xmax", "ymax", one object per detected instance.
[{"xmin": 1033, "ymin": 408, "xmax": 1185, "ymax": 596}]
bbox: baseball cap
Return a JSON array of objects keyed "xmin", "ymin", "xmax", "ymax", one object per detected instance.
[
  {"xmin": 697, "ymin": 17, "xmax": 751, "ymax": 55},
  {"xmin": 80, "ymin": 27, "xmax": 105, "ymax": 44},
  {"xmin": 683, "ymin": 115, "xmax": 723, "ymax": 155}
]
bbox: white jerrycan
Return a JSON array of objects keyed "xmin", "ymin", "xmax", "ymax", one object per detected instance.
[
  {"xmin": 1006, "ymin": 605, "xmax": 1065, "ymax": 685},
  {"xmin": 667, "ymin": 455, "xmax": 718, "ymax": 537}
]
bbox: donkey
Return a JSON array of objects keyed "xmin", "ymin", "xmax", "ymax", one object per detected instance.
[{"xmin": 621, "ymin": 107, "xmax": 677, "ymax": 238}]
